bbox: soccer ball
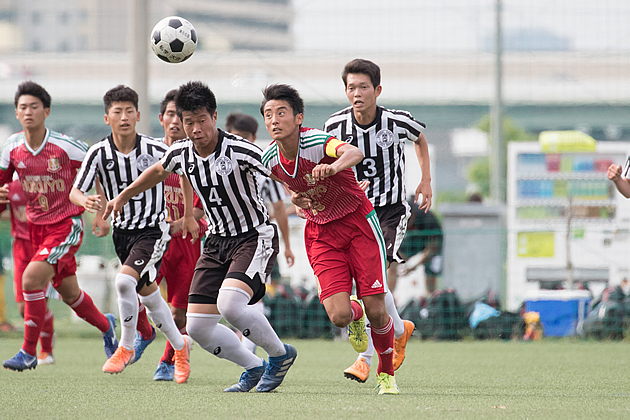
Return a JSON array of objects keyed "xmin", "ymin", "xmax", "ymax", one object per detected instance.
[{"xmin": 150, "ymin": 16, "xmax": 197, "ymax": 63}]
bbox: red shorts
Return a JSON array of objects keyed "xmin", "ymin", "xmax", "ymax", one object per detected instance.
[
  {"xmin": 305, "ymin": 200, "xmax": 388, "ymax": 302},
  {"xmin": 12, "ymin": 238, "xmax": 35, "ymax": 303},
  {"xmin": 157, "ymin": 234, "xmax": 201, "ymax": 309},
  {"xmin": 29, "ymin": 216, "xmax": 83, "ymax": 289}
]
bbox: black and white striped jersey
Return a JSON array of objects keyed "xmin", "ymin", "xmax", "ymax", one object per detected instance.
[
  {"xmin": 261, "ymin": 177, "xmax": 286, "ymax": 204},
  {"xmin": 73, "ymin": 133, "xmax": 169, "ymax": 230},
  {"xmin": 323, "ymin": 106, "xmax": 425, "ymax": 207},
  {"xmin": 161, "ymin": 129, "xmax": 270, "ymax": 237}
]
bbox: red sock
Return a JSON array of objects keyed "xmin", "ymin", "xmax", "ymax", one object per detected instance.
[
  {"xmin": 70, "ymin": 290, "xmax": 109, "ymax": 332},
  {"xmin": 22, "ymin": 290, "xmax": 47, "ymax": 356},
  {"xmin": 161, "ymin": 325, "xmax": 186, "ymax": 364},
  {"xmin": 39, "ymin": 309, "xmax": 54, "ymax": 354},
  {"xmin": 350, "ymin": 300, "xmax": 364, "ymax": 321},
  {"xmin": 136, "ymin": 304, "xmax": 154, "ymax": 340},
  {"xmin": 371, "ymin": 316, "xmax": 395, "ymax": 376}
]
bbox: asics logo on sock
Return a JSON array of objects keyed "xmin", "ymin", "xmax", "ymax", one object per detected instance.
[
  {"xmin": 25, "ymin": 320, "xmax": 38, "ymax": 327},
  {"xmin": 371, "ymin": 279, "xmax": 382, "ymax": 288},
  {"xmin": 124, "ymin": 316, "xmax": 133, "ymax": 322},
  {"xmin": 242, "ymin": 329, "xmax": 250, "ymax": 337},
  {"xmin": 213, "ymin": 346, "xmax": 222, "ymax": 355},
  {"xmin": 156, "ymin": 323, "xmax": 162, "ymax": 329}
]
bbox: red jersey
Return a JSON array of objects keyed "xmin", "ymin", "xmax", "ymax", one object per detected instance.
[
  {"xmin": 0, "ymin": 129, "xmax": 88, "ymax": 225},
  {"xmin": 261, "ymin": 127, "xmax": 367, "ymax": 224},
  {"xmin": 1, "ymin": 180, "xmax": 29, "ymax": 240},
  {"xmin": 164, "ymin": 172, "xmax": 208, "ymax": 238}
]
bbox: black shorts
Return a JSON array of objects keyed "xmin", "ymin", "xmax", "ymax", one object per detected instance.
[
  {"xmin": 188, "ymin": 222, "xmax": 278, "ymax": 305},
  {"xmin": 113, "ymin": 221, "xmax": 170, "ymax": 292},
  {"xmin": 375, "ymin": 202, "xmax": 411, "ymax": 264}
]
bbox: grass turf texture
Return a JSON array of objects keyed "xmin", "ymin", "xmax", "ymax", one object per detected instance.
[{"xmin": 1, "ymin": 330, "xmax": 629, "ymax": 420}]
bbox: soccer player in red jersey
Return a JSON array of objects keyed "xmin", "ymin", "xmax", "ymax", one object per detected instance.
[
  {"xmin": 260, "ymin": 84, "xmax": 399, "ymax": 395},
  {"xmin": 152, "ymin": 90, "xmax": 208, "ymax": 381},
  {"xmin": 0, "ymin": 81, "xmax": 118, "ymax": 371},
  {"xmin": 0, "ymin": 178, "xmax": 56, "ymax": 364}
]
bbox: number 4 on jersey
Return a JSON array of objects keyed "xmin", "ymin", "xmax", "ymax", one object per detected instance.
[{"xmin": 209, "ymin": 187, "xmax": 222, "ymax": 205}]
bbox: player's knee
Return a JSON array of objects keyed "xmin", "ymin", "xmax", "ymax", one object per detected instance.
[
  {"xmin": 115, "ymin": 273, "xmax": 137, "ymax": 296},
  {"xmin": 329, "ymin": 311, "xmax": 352, "ymax": 328}
]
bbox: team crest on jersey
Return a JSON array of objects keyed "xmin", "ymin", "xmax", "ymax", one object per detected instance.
[
  {"xmin": 105, "ymin": 160, "xmax": 115, "ymax": 170},
  {"xmin": 47, "ymin": 156, "xmax": 61, "ymax": 173},
  {"xmin": 375, "ymin": 129, "xmax": 395, "ymax": 148},
  {"xmin": 136, "ymin": 154, "xmax": 155, "ymax": 172},
  {"xmin": 303, "ymin": 173, "xmax": 316, "ymax": 185},
  {"xmin": 215, "ymin": 156, "xmax": 233, "ymax": 176}
]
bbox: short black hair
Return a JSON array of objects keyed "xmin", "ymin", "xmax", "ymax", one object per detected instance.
[
  {"xmin": 225, "ymin": 113, "xmax": 258, "ymax": 136},
  {"xmin": 15, "ymin": 81, "xmax": 51, "ymax": 109},
  {"xmin": 159, "ymin": 89, "xmax": 178, "ymax": 116},
  {"xmin": 103, "ymin": 85, "xmax": 138, "ymax": 113},
  {"xmin": 175, "ymin": 81, "xmax": 217, "ymax": 119},
  {"xmin": 260, "ymin": 84, "xmax": 304, "ymax": 116},
  {"xmin": 342, "ymin": 59, "xmax": 381, "ymax": 89}
]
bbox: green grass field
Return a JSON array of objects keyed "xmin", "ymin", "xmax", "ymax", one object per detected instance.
[{"xmin": 1, "ymin": 322, "xmax": 629, "ymax": 420}]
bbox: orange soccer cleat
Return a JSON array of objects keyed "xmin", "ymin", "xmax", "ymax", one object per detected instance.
[
  {"xmin": 392, "ymin": 320, "xmax": 415, "ymax": 371},
  {"xmin": 102, "ymin": 346, "xmax": 135, "ymax": 374},
  {"xmin": 343, "ymin": 357, "xmax": 370, "ymax": 383},
  {"xmin": 174, "ymin": 336, "xmax": 193, "ymax": 384}
]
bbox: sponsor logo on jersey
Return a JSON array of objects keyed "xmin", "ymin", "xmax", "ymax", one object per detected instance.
[
  {"xmin": 345, "ymin": 135, "xmax": 353, "ymax": 143},
  {"xmin": 11, "ymin": 194, "xmax": 20, "ymax": 201},
  {"xmin": 134, "ymin": 259, "xmax": 145, "ymax": 265},
  {"xmin": 47, "ymin": 156, "xmax": 61, "ymax": 173},
  {"xmin": 39, "ymin": 248, "xmax": 50, "ymax": 256},
  {"xmin": 215, "ymin": 156, "xmax": 233, "ymax": 176},
  {"xmin": 371, "ymin": 279, "xmax": 382, "ymax": 289},
  {"xmin": 136, "ymin": 154, "xmax": 156, "ymax": 172},
  {"xmin": 106, "ymin": 160, "xmax": 115, "ymax": 170},
  {"xmin": 17, "ymin": 161, "xmax": 27, "ymax": 169},
  {"xmin": 375, "ymin": 129, "xmax": 395, "ymax": 148},
  {"xmin": 188, "ymin": 163, "xmax": 195, "ymax": 173}
]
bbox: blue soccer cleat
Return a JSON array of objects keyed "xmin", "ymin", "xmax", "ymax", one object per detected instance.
[
  {"xmin": 224, "ymin": 360, "xmax": 267, "ymax": 392},
  {"xmin": 153, "ymin": 361, "xmax": 175, "ymax": 381},
  {"xmin": 131, "ymin": 325, "xmax": 156, "ymax": 364},
  {"xmin": 102, "ymin": 313, "xmax": 119, "ymax": 359},
  {"xmin": 255, "ymin": 344, "xmax": 297, "ymax": 392},
  {"xmin": 3, "ymin": 349, "xmax": 37, "ymax": 372}
]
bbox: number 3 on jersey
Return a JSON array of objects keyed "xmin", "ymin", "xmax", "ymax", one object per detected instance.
[
  {"xmin": 363, "ymin": 158, "xmax": 377, "ymax": 177},
  {"xmin": 209, "ymin": 187, "xmax": 222, "ymax": 205}
]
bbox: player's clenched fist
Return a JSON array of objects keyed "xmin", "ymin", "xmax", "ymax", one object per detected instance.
[{"xmin": 608, "ymin": 164, "xmax": 623, "ymax": 182}]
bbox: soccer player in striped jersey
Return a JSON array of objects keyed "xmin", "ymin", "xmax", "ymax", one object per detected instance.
[
  {"xmin": 225, "ymin": 112, "xmax": 294, "ymax": 354},
  {"xmin": 261, "ymin": 84, "xmax": 399, "ymax": 395},
  {"xmin": 103, "ymin": 81, "xmax": 296, "ymax": 393},
  {"xmin": 324, "ymin": 59, "xmax": 430, "ymax": 383},
  {"xmin": 152, "ymin": 90, "xmax": 208, "ymax": 381},
  {"xmin": 0, "ymin": 81, "xmax": 118, "ymax": 372},
  {"xmin": 70, "ymin": 85, "xmax": 192, "ymax": 382}
]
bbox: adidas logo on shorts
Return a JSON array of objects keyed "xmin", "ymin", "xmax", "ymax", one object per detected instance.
[{"xmin": 371, "ymin": 279, "xmax": 382, "ymax": 289}]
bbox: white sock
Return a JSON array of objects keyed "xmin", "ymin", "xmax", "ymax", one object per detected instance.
[
  {"xmin": 242, "ymin": 301, "xmax": 264, "ymax": 354},
  {"xmin": 217, "ymin": 287, "xmax": 285, "ymax": 357},
  {"xmin": 187, "ymin": 313, "xmax": 263, "ymax": 370},
  {"xmin": 139, "ymin": 288, "xmax": 185, "ymax": 350},
  {"xmin": 358, "ymin": 324, "xmax": 374, "ymax": 367},
  {"xmin": 385, "ymin": 290, "xmax": 405, "ymax": 338},
  {"xmin": 115, "ymin": 273, "xmax": 139, "ymax": 351}
]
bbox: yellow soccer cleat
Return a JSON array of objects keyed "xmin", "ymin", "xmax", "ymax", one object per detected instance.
[
  {"xmin": 174, "ymin": 335, "xmax": 193, "ymax": 384},
  {"xmin": 392, "ymin": 320, "xmax": 415, "ymax": 370},
  {"xmin": 102, "ymin": 346, "xmax": 134, "ymax": 374},
  {"xmin": 376, "ymin": 372, "xmax": 399, "ymax": 395},
  {"xmin": 347, "ymin": 296, "xmax": 369, "ymax": 353},
  {"xmin": 343, "ymin": 357, "xmax": 370, "ymax": 383}
]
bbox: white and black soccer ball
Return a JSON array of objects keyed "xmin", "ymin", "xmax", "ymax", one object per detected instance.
[{"xmin": 150, "ymin": 16, "xmax": 197, "ymax": 63}]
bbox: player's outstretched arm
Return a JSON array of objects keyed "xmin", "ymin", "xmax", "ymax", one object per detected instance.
[
  {"xmin": 178, "ymin": 174, "xmax": 199, "ymax": 243},
  {"xmin": 0, "ymin": 183, "xmax": 9, "ymax": 204},
  {"xmin": 311, "ymin": 143, "xmax": 364, "ymax": 181},
  {"xmin": 69, "ymin": 186, "xmax": 102, "ymax": 213},
  {"xmin": 103, "ymin": 161, "xmax": 170, "ymax": 220},
  {"xmin": 414, "ymin": 132, "xmax": 432, "ymax": 212},
  {"xmin": 272, "ymin": 199, "xmax": 294, "ymax": 267},
  {"xmin": 608, "ymin": 164, "xmax": 630, "ymax": 198},
  {"xmin": 92, "ymin": 178, "xmax": 110, "ymax": 237}
]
